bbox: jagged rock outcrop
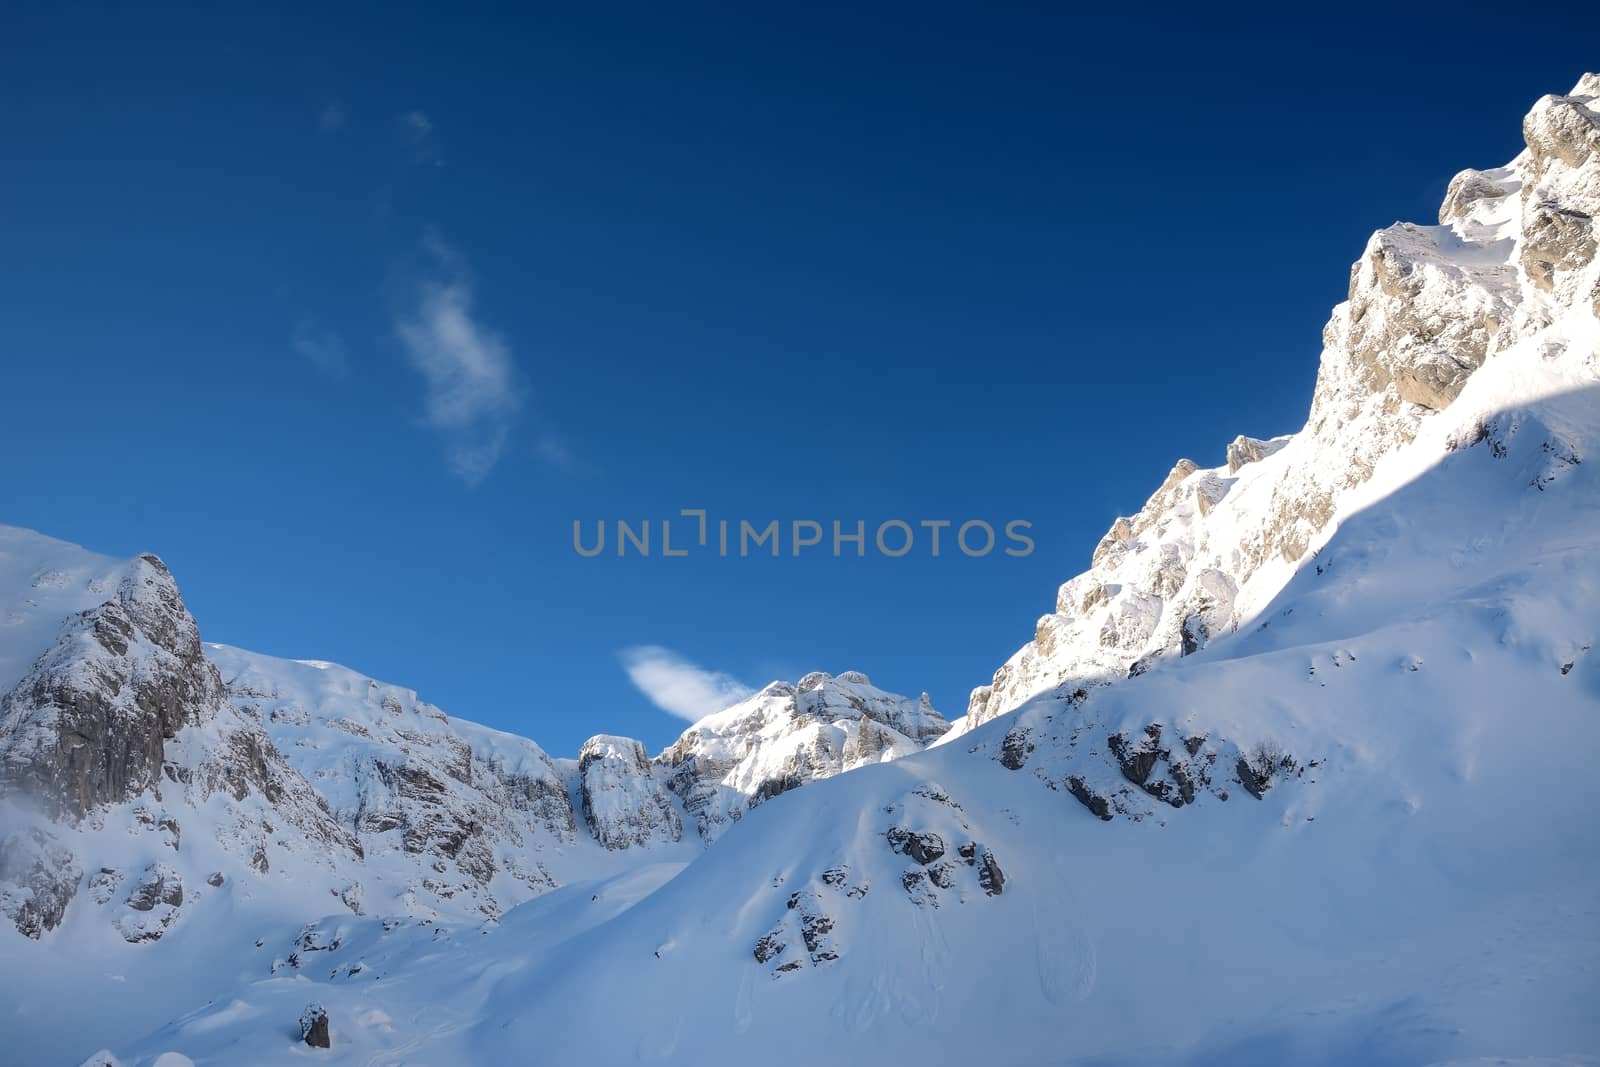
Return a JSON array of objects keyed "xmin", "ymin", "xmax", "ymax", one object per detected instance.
[
  {"xmin": 1519, "ymin": 76, "xmax": 1600, "ymax": 294},
  {"xmin": 660, "ymin": 672, "xmax": 949, "ymax": 841},
  {"xmin": 885, "ymin": 784, "xmax": 1006, "ymax": 909},
  {"xmin": 579, "ymin": 735, "xmax": 682, "ymax": 850},
  {"xmin": 0, "ymin": 555, "xmax": 223, "ymax": 818},
  {"xmin": 300, "ymin": 1004, "xmax": 331, "ymax": 1049},
  {"xmin": 0, "ymin": 824, "xmax": 80, "ymax": 939},
  {"xmin": 1225, "ymin": 434, "xmax": 1288, "ymax": 474},
  {"xmin": 961, "ymin": 73, "xmax": 1600, "ymax": 735},
  {"xmin": 115, "ymin": 862, "xmax": 183, "ymax": 943}
]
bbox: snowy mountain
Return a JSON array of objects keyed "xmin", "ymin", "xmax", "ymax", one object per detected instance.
[
  {"xmin": 5, "ymin": 73, "xmax": 1599, "ymax": 1066},
  {"xmin": 661, "ymin": 671, "xmax": 948, "ymax": 841},
  {"xmin": 0, "ymin": 545, "xmax": 946, "ymax": 938}
]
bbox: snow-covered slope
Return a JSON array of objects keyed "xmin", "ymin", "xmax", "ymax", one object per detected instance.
[
  {"xmin": 92, "ymin": 342, "xmax": 1600, "ymax": 1061},
  {"xmin": 7, "ymin": 73, "xmax": 1600, "ymax": 1067}
]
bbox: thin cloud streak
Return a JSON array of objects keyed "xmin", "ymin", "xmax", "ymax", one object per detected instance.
[
  {"xmin": 395, "ymin": 238, "xmax": 521, "ymax": 484},
  {"xmin": 400, "ymin": 110, "xmax": 441, "ymax": 166}
]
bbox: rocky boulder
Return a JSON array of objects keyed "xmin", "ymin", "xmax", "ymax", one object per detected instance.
[{"xmin": 300, "ymin": 1003, "xmax": 331, "ymax": 1049}]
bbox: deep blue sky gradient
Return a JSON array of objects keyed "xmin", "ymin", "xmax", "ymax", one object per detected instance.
[{"xmin": 2, "ymin": 4, "xmax": 1590, "ymax": 754}]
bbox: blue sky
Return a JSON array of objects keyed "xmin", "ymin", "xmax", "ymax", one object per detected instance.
[{"xmin": 1, "ymin": 6, "xmax": 1590, "ymax": 756}]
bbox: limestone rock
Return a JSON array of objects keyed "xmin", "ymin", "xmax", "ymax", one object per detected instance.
[
  {"xmin": 579, "ymin": 735, "xmax": 682, "ymax": 850},
  {"xmin": 661, "ymin": 673, "xmax": 947, "ymax": 841}
]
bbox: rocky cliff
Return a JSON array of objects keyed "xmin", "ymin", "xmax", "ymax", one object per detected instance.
[{"xmin": 962, "ymin": 72, "xmax": 1600, "ymax": 734}]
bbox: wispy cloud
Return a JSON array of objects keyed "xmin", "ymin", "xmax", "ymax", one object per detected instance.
[
  {"xmin": 292, "ymin": 319, "xmax": 351, "ymax": 380},
  {"xmin": 535, "ymin": 431, "xmax": 585, "ymax": 474},
  {"xmin": 400, "ymin": 110, "xmax": 441, "ymax": 166},
  {"xmin": 620, "ymin": 646, "xmax": 755, "ymax": 723},
  {"xmin": 395, "ymin": 237, "xmax": 521, "ymax": 484}
]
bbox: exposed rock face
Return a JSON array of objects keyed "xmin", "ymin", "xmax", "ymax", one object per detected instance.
[
  {"xmin": 0, "ymin": 555, "xmax": 223, "ymax": 818},
  {"xmin": 579, "ymin": 735, "xmax": 682, "ymax": 850},
  {"xmin": 993, "ymin": 704, "xmax": 1303, "ymax": 825},
  {"xmin": 116, "ymin": 863, "xmax": 183, "ymax": 942},
  {"xmin": 1519, "ymin": 77, "xmax": 1600, "ymax": 294},
  {"xmin": 125, "ymin": 862, "xmax": 182, "ymax": 912},
  {"xmin": 661, "ymin": 673, "xmax": 949, "ymax": 841},
  {"xmin": 886, "ymin": 827, "xmax": 945, "ymax": 865},
  {"xmin": 755, "ymin": 887, "xmax": 842, "ymax": 976},
  {"xmin": 1225, "ymin": 435, "xmax": 1288, "ymax": 474},
  {"xmin": 0, "ymin": 824, "xmax": 80, "ymax": 939},
  {"xmin": 1439, "ymin": 167, "xmax": 1514, "ymax": 224},
  {"xmin": 961, "ymin": 73, "xmax": 1600, "ymax": 736},
  {"xmin": 885, "ymin": 785, "xmax": 1006, "ymax": 909},
  {"xmin": 211, "ymin": 645, "xmax": 573, "ymax": 919}
]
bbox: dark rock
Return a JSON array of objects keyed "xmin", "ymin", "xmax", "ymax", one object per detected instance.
[
  {"xmin": 1066, "ymin": 776, "xmax": 1113, "ymax": 821},
  {"xmin": 1107, "ymin": 727, "xmax": 1162, "ymax": 786},
  {"xmin": 800, "ymin": 913, "xmax": 834, "ymax": 955},
  {"xmin": 300, "ymin": 1004, "xmax": 331, "ymax": 1049},
  {"xmin": 1236, "ymin": 756, "xmax": 1272, "ymax": 799},
  {"xmin": 886, "ymin": 827, "xmax": 945, "ymax": 864},
  {"xmin": 753, "ymin": 932, "xmax": 785, "ymax": 963},
  {"xmin": 752, "ymin": 773, "xmax": 804, "ymax": 805},
  {"xmin": 909, "ymin": 783, "xmax": 962, "ymax": 809},
  {"xmin": 998, "ymin": 727, "xmax": 1033, "ymax": 770},
  {"xmin": 126, "ymin": 865, "xmax": 182, "ymax": 912},
  {"xmin": 975, "ymin": 847, "xmax": 1006, "ymax": 896},
  {"xmin": 207, "ymin": 871, "xmax": 225, "ymax": 888}
]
